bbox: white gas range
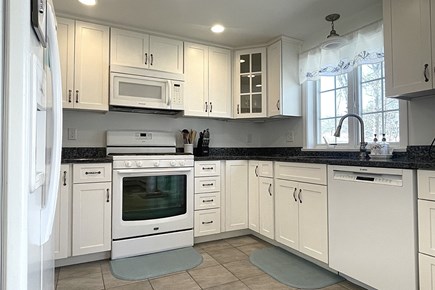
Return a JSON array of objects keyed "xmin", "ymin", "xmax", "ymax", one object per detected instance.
[{"xmin": 107, "ymin": 131, "xmax": 194, "ymax": 259}]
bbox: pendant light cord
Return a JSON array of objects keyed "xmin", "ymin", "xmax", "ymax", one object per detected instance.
[{"xmin": 430, "ymin": 137, "xmax": 435, "ymax": 159}]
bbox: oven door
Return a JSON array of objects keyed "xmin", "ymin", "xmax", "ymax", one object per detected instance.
[{"xmin": 112, "ymin": 167, "xmax": 193, "ymax": 239}]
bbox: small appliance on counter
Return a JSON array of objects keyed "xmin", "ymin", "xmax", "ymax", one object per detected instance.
[{"xmin": 196, "ymin": 129, "xmax": 210, "ymax": 156}]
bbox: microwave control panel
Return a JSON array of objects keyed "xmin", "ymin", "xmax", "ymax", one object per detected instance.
[{"xmin": 171, "ymin": 82, "xmax": 184, "ymax": 109}]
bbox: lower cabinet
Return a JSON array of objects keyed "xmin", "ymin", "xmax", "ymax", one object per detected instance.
[
  {"xmin": 259, "ymin": 177, "xmax": 274, "ymax": 239},
  {"xmin": 54, "ymin": 164, "xmax": 72, "ymax": 260},
  {"xmin": 225, "ymin": 160, "xmax": 248, "ymax": 231},
  {"xmin": 419, "ymin": 253, "xmax": 435, "ymax": 290},
  {"xmin": 194, "ymin": 209, "xmax": 221, "ymax": 236}
]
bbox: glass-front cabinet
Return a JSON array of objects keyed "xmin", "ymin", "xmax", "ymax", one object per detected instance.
[{"xmin": 234, "ymin": 48, "xmax": 267, "ymax": 118}]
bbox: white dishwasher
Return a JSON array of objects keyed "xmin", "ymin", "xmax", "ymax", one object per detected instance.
[{"xmin": 328, "ymin": 165, "xmax": 417, "ymax": 290}]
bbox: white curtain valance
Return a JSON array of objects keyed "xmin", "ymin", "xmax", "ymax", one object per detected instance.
[{"xmin": 299, "ymin": 21, "xmax": 384, "ymax": 84}]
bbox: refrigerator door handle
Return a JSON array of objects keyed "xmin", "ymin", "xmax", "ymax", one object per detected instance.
[{"xmin": 41, "ymin": 2, "xmax": 63, "ymax": 244}]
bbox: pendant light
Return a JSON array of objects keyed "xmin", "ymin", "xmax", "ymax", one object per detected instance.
[{"xmin": 321, "ymin": 14, "xmax": 347, "ymax": 50}]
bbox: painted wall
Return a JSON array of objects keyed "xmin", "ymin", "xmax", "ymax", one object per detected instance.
[
  {"xmin": 62, "ymin": 110, "xmax": 304, "ymax": 148},
  {"xmin": 408, "ymin": 96, "xmax": 435, "ymax": 145}
]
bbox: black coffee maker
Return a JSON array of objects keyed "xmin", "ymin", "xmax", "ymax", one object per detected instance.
[{"xmin": 197, "ymin": 129, "xmax": 210, "ymax": 156}]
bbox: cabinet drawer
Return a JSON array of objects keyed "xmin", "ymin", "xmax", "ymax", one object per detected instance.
[
  {"xmin": 195, "ymin": 161, "xmax": 220, "ymax": 177},
  {"xmin": 195, "ymin": 176, "xmax": 220, "ymax": 193},
  {"xmin": 258, "ymin": 161, "xmax": 273, "ymax": 178},
  {"xmin": 73, "ymin": 163, "xmax": 112, "ymax": 183},
  {"xmin": 194, "ymin": 209, "xmax": 221, "ymax": 237},
  {"xmin": 275, "ymin": 162, "xmax": 326, "ymax": 185},
  {"xmin": 419, "ymin": 170, "xmax": 435, "ymax": 201},
  {"xmin": 195, "ymin": 192, "xmax": 220, "ymax": 210}
]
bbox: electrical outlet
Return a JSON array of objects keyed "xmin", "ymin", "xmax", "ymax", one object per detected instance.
[
  {"xmin": 287, "ymin": 131, "xmax": 294, "ymax": 142},
  {"xmin": 68, "ymin": 128, "xmax": 77, "ymax": 140}
]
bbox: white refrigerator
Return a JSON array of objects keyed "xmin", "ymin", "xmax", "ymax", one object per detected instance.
[{"xmin": 2, "ymin": 0, "xmax": 62, "ymax": 289}]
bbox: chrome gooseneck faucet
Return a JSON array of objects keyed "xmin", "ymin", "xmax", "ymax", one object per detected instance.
[{"xmin": 333, "ymin": 113, "xmax": 368, "ymax": 160}]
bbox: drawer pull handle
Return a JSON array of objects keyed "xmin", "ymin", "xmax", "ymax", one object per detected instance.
[
  {"xmin": 298, "ymin": 189, "xmax": 302, "ymax": 203},
  {"xmin": 75, "ymin": 90, "xmax": 79, "ymax": 103},
  {"xmin": 202, "ymin": 167, "xmax": 214, "ymax": 170},
  {"xmin": 145, "ymin": 53, "xmax": 148, "ymax": 65},
  {"xmin": 255, "ymin": 165, "xmax": 259, "ymax": 177},
  {"xmin": 202, "ymin": 221, "xmax": 213, "ymax": 225},
  {"xmin": 292, "ymin": 188, "xmax": 297, "ymax": 202},
  {"xmin": 424, "ymin": 64, "xmax": 430, "ymax": 82},
  {"xmin": 202, "ymin": 183, "xmax": 214, "ymax": 187},
  {"xmin": 203, "ymin": 199, "xmax": 214, "ymax": 203},
  {"xmin": 85, "ymin": 171, "xmax": 101, "ymax": 175},
  {"xmin": 63, "ymin": 171, "xmax": 67, "ymax": 186},
  {"xmin": 68, "ymin": 90, "xmax": 72, "ymax": 103},
  {"xmin": 210, "ymin": 102, "xmax": 213, "ymax": 113},
  {"xmin": 268, "ymin": 184, "xmax": 272, "ymax": 196},
  {"xmin": 150, "ymin": 53, "xmax": 154, "ymax": 65},
  {"xmin": 205, "ymin": 102, "xmax": 208, "ymax": 112},
  {"xmin": 106, "ymin": 189, "xmax": 110, "ymax": 203}
]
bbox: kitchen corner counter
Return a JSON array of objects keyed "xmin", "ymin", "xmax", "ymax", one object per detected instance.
[{"xmin": 62, "ymin": 147, "xmax": 112, "ymax": 164}]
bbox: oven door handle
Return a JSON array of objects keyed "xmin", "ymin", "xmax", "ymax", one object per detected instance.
[{"xmin": 114, "ymin": 168, "xmax": 193, "ymax": 175}]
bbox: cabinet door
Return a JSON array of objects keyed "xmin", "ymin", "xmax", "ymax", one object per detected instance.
[
  {"xmin": 248, "ymin": 161, "xmax": 260, "ymax": 232},
  {"xmin": 298, "ymin": 183, "xmax": 328, "ymax": 263},
  {"xmin": 234, "ymin": 48, "xmax": 267, "ymax": 118},
  {"xmin": 418, "ymin": 170, "xmax": 435, "ymax": 201},
  {"xmin": 57, "ymin": 18, "xmax": 75, "ymax": 109},
  {"xmin": 72, "ymin": 182, "xmax": 111, "ymax": 256},
  {"xmin": 267, "ymin": 40, "xmax": 281, "ymax": 117},
  {"xmin": 225, "ymin": 160, "xmax": 248, "ymax": 231},
  {"xmin": 74, "ymin": 21, "xmax": 109, "ymax": 111},
  {"xmin": 418, "ymin": 200, "xmax": 435, "ymax": 256},
  {"xmin": 184, "ymin": 42, "xmax": 209, "ymax": 117},
  {"xmin": 384, "ymin": 0, "xmax": 432, "ymax": 97},
  {"xmin": 149, "ymin": 35, "xmax": 183, "ymax": 74},
  {"xmin": 209, "ymin": 46, "xmax": 232, "ymax": 118},
  {"xmin": 259, "ymin": 177, "xmax": 274, "ymax": 239},
  {"xmin": 110, "ymin": 28, "xmax": 149, "ymax": 69},
  {"xmin": 419, "ymin": 253, "xmax": 435, "ymax": 290},
  {"xmin": 275, "ymin": 179, "xmax": 299, "ymax": 250},
  {"xmin": 54, "ymin": 164, "xmax": 71, "ymax": 260}
]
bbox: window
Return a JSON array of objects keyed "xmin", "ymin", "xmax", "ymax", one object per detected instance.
[{"xmin": 311, "ymin": 62, "xmax": 403, "ymax": 149}]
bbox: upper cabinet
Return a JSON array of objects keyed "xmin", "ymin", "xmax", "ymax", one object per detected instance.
[
  {"xmin": 57, "ymin": 18, "xmax": 109, "ymax": 111},
  {"xmin": 267, "ymin": 38, "xmax": 302, "ymax": 117},
  {"xmin": 110, "ymin": 28, "xmax": 183, "ymax": 74},
  {"xmin": 234, "ymin": 48, "xmax": 267, "ymax": 118},
  {"xmin": 184, "ymin": 42, "xmax": 232, "ymax": 118},
  {"xmin": 384, "ymin": 0, "xmax": 435, "ymax": 99}
]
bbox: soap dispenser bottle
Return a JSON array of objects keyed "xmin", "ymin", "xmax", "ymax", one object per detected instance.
[
  {"xmin": 381, "ymin": 134, "xmax": 390, "ymax": 155},
  {"xmin": 371, "ymin": 134, "xmax": 381, "ymax": 155}
]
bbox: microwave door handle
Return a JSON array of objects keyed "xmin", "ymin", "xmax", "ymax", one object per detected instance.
[{"xmin": 166, "ymin": 80, "xmax": 171, "ymax": 107}]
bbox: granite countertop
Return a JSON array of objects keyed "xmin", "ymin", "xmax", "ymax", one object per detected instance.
[{"xmin": 62, "ymin": 147, "xmax": 112, "ymax": 164}]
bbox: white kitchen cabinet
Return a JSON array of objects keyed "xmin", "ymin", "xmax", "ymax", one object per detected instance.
[
  {"xmin": 53, "ymin": 164, "xmax": 72, "ymax": 260},
  {"xmin": 71, "ymin": 163, "xmax": 112, "ymax": 256},
  {"xmin": 418, "ymin": 170, "xmax": 435, "ymax": 201},
  {"xmin": 383, "ymin": 0, "xmax": 434, "ymax": 98},
  {"xmin": 224, "ymin": 160, "xmax": 248, "ymax": 231},
  {"xmin": 418, "ymin": 199, "xmax": 435, "ymax": 257},
  {"xmin": 267, "ymin": 38, "xmax": 301, "ymax": 117},
  {"xmin": 194, "ymin": 161, "xmax": 221, "ymax": 237},
  {"xmin": 111, "ymin": 28, "xmax": 183, "ymax": 74},
  {"xmin": 419, "ymin": 253, "xmax": 435, "ymax": 290},
  {"xmin": 274, "ymin": 162, "xmax": 328, "ymax": 263},
  {"xmin": 234, "ymin": 48, "xmax": 267, "ymax": 118},
  {"xmin": 248, "ymin": 161, "xmax": 274, "ymax": 239},
  {"xmin": 57, "ymin": 18, "xmax": 109, "ymax": 111},
  {"xmin": 184, "ymin": 42, "xmax": 232, "ymax": 118}
]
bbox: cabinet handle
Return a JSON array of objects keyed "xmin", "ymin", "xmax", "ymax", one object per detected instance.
[
  {"xmin": 276, "ymin": 99, "xmax": 280, "ymax": 110},
  {"xmin": 202, "ymin": 183, "xmax": 214, "ymax": 187},
  {"xmin": 202, "ymin": 199, "xmax": 214, "ymax": 203},
  {"xmin": 75, "ymin": 90, "xmax": 79, "ymax": 103},
  {"xmin": 424, "ymin": 64, "xmax": 430, "ymax": 82},
  {"xmin": 237, "ymin": 104, "xmax": 240, "ymax": 114},
  {"xmin": 106, "ymin": 189, "xmax": 110, "ymax": 203},
  {"xmin": 63, "ymin": 171, "xmax": 67, "ymax": 186},
  {"xmin": 255, "ymin": 165, "xmax": 259, "ymax": 177},
  {"xmin": 202, "ymin": 167, "xmax": 214, "ymax": 170},
  {"xmin": 150, "ymin": 54, "xmax": 154, "ymax": 65},
  {"xmin": 292, "ymin": 188, "xmax": 297, "ymax": 202},
  {"xmin": 268, "ymin": 184, "xmax": 272, "ymax": 196},
  {"xmin": 202, "ymin": 221, "xmax": 213, "ymax": 225},
  {"xmin": 68, "ymin": 90, "xmax": 72, "ymax": 103},
  {"xmin": 145, "ymin": 53, "xmax": 148, "ymax": 65},
  {"xmin": 205, "ymin": 102, "xmax": 208, "ymax": 112},
  {"xmin": 298, "ymin": 189, "xmax": 302, "ymax": 203},
  {"xmin": 85, "ymin": 171, "xmax": 101, "ymax": 175},
  {"xmin": 210, "ymin": 102, "xmax": 213, "ymax": 112}
]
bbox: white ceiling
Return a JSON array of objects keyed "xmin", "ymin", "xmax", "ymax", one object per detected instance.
[{"xmin": 53, "ymin": 0, "xmax": 382, "ymax": 48}]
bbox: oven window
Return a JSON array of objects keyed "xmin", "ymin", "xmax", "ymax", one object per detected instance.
[{"xmin": 122, "ymin": 175, "xmax": 187, "ymax": 221}]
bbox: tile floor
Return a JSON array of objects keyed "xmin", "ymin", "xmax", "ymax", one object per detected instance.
[{"xmin": 55, "ymin": 235, "xmax": 366, "ymax": 290}]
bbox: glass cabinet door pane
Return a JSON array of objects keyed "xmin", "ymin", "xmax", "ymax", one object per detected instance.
[
  {"xmin": 252, "ymin": 53, "xmax": 262, "ymax": 72},
  {"xmin": 251, "ymin": 74, "xmax": 262, "ymax": 93},
  {"xmin": 240, "ymin": 75, "xmax": 250, "ymax": 94},
  {"xmin": 240, "ymin": 54, "xmax": 250, "ymax": 73},
  {"xmin": 240, "ymin": 95, "xmax": 250, "ymax": 113},
  {"xmin": 252, "ymin": 94, "xmax": 262, "ymax": 113}
]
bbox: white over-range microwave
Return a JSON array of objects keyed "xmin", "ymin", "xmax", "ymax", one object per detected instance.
[{"xmin": 110, "ymin": 66, "xmax": 184, "ymax": 113}]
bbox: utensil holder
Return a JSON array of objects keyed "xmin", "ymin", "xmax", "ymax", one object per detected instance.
[{"xmin": 184, "ymin": 144, "xmax": 193, "ymax": 154}]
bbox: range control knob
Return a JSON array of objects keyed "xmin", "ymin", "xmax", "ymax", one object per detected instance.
[
  {"xmin": 136, "ymin": 161, "xmax": 143, "ymax": 167},
  {"xmin": 170, "ymin": 160, "xmax": 177, "ymax": 167},
  {"xmin": 125, "ymin": 161, "xmax": 133, "ymax": 167},
  {"xmin": 179, "ymin": 160, "xmax": 186, "ymax": 166},
  {"xmin": 153, "ymin": 161, "xmax": 160, "ymax": 167}
]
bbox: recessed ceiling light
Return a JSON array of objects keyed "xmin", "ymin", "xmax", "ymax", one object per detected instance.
[
  {"xmin": 78, "ymin": 0, "xmax": 97, "ymax": 6},
  {"xmin": 211, "ymin": 24, "xmax": 225, "ymax": 33}
]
